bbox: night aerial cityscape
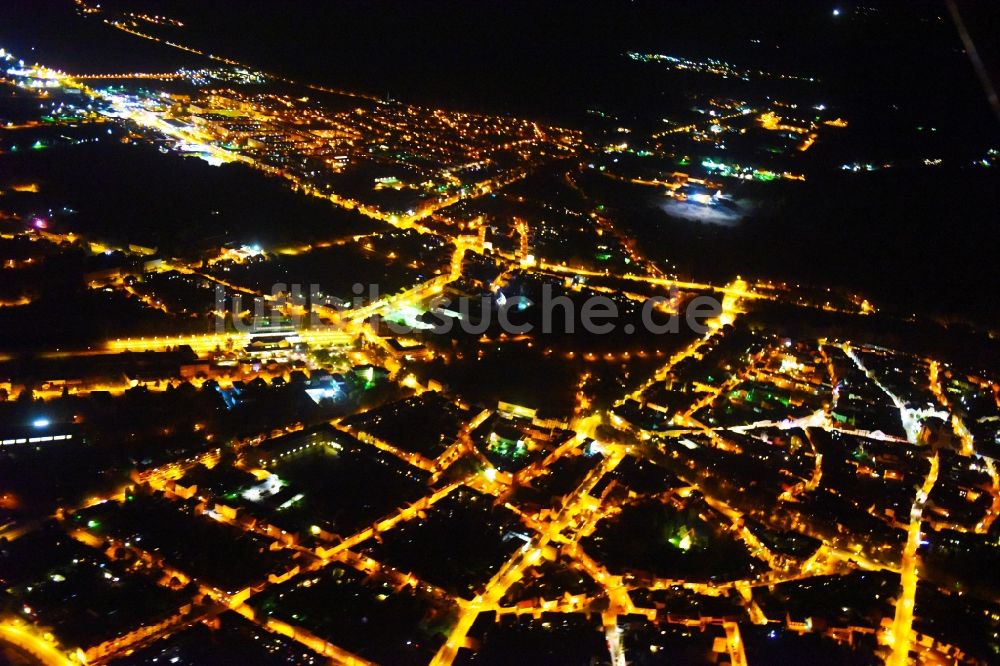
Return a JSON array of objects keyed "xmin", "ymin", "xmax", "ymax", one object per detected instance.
[{"xmin": 0, "ymin": 1, "xmax": 999, "ymax": 665}]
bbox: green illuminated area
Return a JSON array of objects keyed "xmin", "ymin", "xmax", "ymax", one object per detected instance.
[
  {"xmin": 702, "ymin": 158, "xmax": 782, "ymax": 182},
  {"xmin": 584, "ymin": 498, "xmax": 766, "ymax": 582},
  {"xmin": 486, "ymin": 431, "xmax": 529, "ymax": 461}
]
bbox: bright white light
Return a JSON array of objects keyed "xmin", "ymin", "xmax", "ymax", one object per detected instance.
[
  {"xmin": 832, "ymin": 8, "xmax": 841, "ymax": 16},
  {"xmin": 32, "ymin": 418, "xmax": 50, "ymax": 428}
]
